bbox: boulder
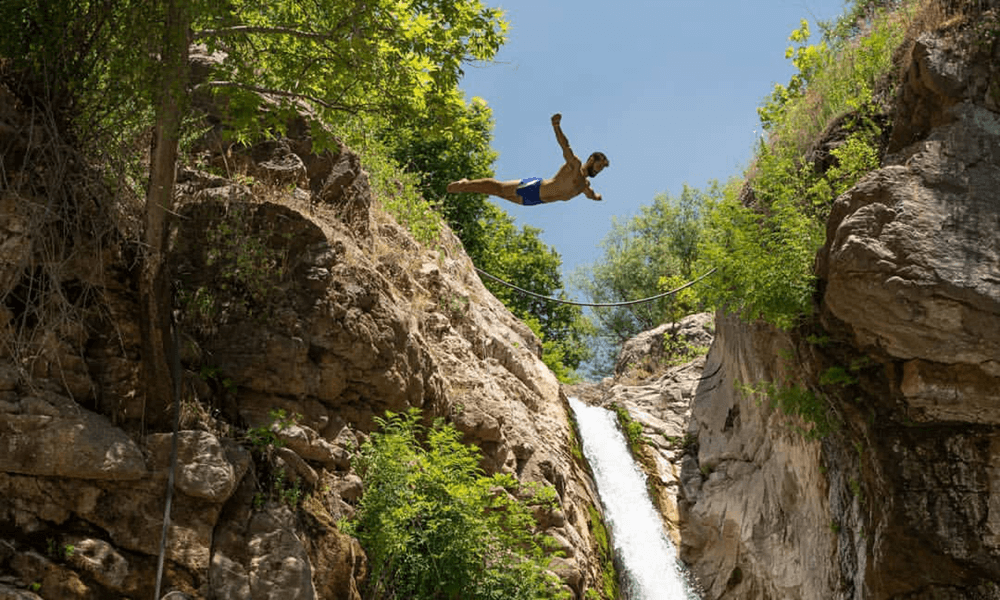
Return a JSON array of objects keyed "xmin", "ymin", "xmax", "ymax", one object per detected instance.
[
  {"xmin": 0, "ymin": 391, "xmax": 146, "ymax": 481},
  {"xmin": 146, "ymin": 431, "xmax": 249, "ymax": 502},
  {"xmin": 247, "ymin": 506, "xmax": 317, "ymax": 600},
  {"xmin": 614, "ymin": 312, "xmax": 714, "ymax": 377}
]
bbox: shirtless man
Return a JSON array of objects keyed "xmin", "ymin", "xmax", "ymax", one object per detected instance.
[{"xmin": 446, "ymin": 113, "xmax": 609, "ymax": 205}]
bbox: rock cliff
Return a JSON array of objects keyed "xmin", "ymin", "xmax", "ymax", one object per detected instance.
[
  {"xmin": 0, "ymin": 88, "xmax": 610, "ymax": 598},
  {"xmin": 574, "ymin": 4, "xmax": 1000, "ymax": 599}
]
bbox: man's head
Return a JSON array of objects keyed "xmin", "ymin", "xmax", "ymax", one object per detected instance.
[{"xmin": 586, "ymin": 152, "xmax": 609, "ymax": 177}]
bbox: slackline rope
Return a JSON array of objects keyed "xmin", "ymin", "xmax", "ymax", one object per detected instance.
[
  {"xmin": 154, "ymin": 317, "xmax": 183, "ymax": 600},
  {"xmin": 473, "ymin": 266, "xmax": 717, "ymax": 308}
]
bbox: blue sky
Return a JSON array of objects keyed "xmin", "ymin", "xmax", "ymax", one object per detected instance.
[{"xmin": 459, "ymin": 0, "xmax": 850, "ymax": 291}]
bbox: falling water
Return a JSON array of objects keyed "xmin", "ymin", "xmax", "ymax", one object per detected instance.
[{"xmin": 569, "ymin": 397, "xmax": 700, "ymax": 600}]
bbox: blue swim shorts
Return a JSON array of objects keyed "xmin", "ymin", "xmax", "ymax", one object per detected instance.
[{"xmin": 516, "ymin": 177, "xmax": 543, "ymax": 206}]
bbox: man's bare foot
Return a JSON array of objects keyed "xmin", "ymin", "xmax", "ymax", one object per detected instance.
[{"xmin": 446, "ymin": 179, "xmax": 469, "ymax": 193}]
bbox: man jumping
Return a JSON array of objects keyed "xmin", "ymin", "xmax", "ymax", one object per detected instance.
[{"xmin": 446, "ymin": 113, "xmax": 609, "ymax": 206}]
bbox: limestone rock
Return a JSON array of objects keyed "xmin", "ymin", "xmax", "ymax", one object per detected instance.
[
  {"xmin": 0, "ymin": 85, "xmax": 610, "ymax": 599},
  {"xmin": 680, "ymin": 28, "xmax": 1000, "ymax": 594},
  {"xmin": 549, "ymin": 556, "xmax": 584, "ymax": 597},
  {"xmin": 277, "ymin": 424, "xmax": 346, "ymax": 470},
  {"xmin": 247, "ymin": 506, "xmax": 317, "ymax": 600},
  {"xmin": 275, "ymin": 446, "xmax": 319, "ymax": 486},
  {"xmin": 0, "ymin": 583, "xmax": 42, "ymax": 600},
  {"xmin": 9, "ymin": 551, "xmax": 92, "ymax": 599},
  {"xmin": 66, "ymin": 537, "xmax": 130, "ymax": 591},
  {"xmin": 821, "ymin": 103, "xmax": 1000, "ymax": 368},
  {"xmin": 255, "ymin": 143, "xmax": 308, "ymax": 188},
  {"xmin": 680, "ymin": 314, "xmax": 839, "ymax": 600},
  {"xmin": 330, "ymin": 473, "xmax": 363, "ymax": 503},
  {"xmin": 614, "ymin": 312, "xmax": 714, "ymax": 377},
  {"xmin": 147, "ymin": 431, "xmax": 249, "ymax": 502},
  {"xmin": 0, "ymin": 391, "xmax": 146, "ymax": 480}
]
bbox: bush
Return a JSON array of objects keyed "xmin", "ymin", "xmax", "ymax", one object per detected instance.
[
  {"xmin": 339, "ymin": 119, "xmax": 444, "ymax": 247},
  {"xmin": 610, "ymin": 403, "xmax": 645, "ymax": 455},
  {"xmin": 346, "ymin": 410, "xmax": 567, "ymax": 600},
  {"xmin": 739, "ymin": 380, "xmax": 839, "ymax": 440},
  {"xmin": 700, "ymin": 2, "xmax": 915, "ymax": 329}
]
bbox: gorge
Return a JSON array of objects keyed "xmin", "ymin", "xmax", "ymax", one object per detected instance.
[{"xmin": 2, "ymin": 0, "xmax": 1000, "ymax": 598}]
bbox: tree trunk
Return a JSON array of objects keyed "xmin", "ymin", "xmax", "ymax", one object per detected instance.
[{"xmin": 141, "ymin": 0, "xmax": 189, "ymax": 430}]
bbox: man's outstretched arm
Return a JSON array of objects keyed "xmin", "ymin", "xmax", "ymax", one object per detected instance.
[
  {"xmin": 551, "ymin": 113, "xmax": 577, "ymax": 163},
  {"xmin": 582, "ymin": 181, "xmax": 602, "ymax": 201}
]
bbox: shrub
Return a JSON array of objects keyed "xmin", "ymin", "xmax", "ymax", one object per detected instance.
[
  {"xmin": 739, "ymin": 380, "xmax": 839, "ymax": 440},
  {"xmin": 700, "ymin": 2, "xmax": 916, "ymax": 329},
  {"xmin": 339, "ymin": 119, "xmax": 443, "ymax": 247},
  {"xmin": 346, "ymin": 409, "xmax": 567, "ymax": 600},
  {"xmin": 610, "ymin": 403, "xmax": 645, "ymax": 455},
  {"xmin": 587, "ymin": 505, "xmax": 619, "ymax": 600}
]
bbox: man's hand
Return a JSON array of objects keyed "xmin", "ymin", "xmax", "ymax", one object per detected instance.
[{"xmin": 551, "ymin": 113, "xmax": 562, "ymax": 126}]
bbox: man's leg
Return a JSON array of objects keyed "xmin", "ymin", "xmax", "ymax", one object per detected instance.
[{"xmin": 447, "ymin": 178, "xmax": 519, "ymax": 202}]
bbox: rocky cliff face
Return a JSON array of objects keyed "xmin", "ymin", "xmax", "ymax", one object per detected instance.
[
  {"xmin": 570, "ymin": 5, "xmax": 1000, "ymax": 600},
  {"xmin": 679, "ymin": 7, "xmax": 1000, "ymax": 600},
  {"xmin": 0, "ymin": 89, "xmax": 608, "ymax": 598}
]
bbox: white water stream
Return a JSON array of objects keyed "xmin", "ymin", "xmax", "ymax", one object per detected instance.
[{"xmin": 569, "ymin": 397, "xmax": 700, "ymax": 600}]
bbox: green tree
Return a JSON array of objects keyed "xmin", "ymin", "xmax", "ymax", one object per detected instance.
[
  {"xmin": 381, "ymin": 94, "xmax": 499, "ymax": 262},
  {"xmin": 193, "ymin": 0, "xmax": 507, "ymax": 138},
  {"xmin": 757, "ymin": 19, "xmax": 827, "ymax": 133},
  {"xmin": 574, "ymin": 184, "xmax": 709, "ymax": 357},
  {"xmin": 478, "ymin": 205, "xmax": 592, "ymax": 379},
  {"xmin": 700, "ymin": 3, "xmax": 910, "ymax": 330},
  {"xmin": 1, "ymin": 0, "xmax": 509, "ymax": 425},
  {"xmin": 347, "ymin": 410, "xmax": 566, "ymax": 600}
]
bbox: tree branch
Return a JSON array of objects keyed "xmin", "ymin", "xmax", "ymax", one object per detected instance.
[
  {"xmin": 194, "ymin": 25, "xmax": 333, "ymax": 41},
  {"xmin": 193, "ymin": 81, "xmax": 355, "ymax": 112}
]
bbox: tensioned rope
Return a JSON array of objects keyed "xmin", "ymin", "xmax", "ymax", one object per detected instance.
[{"xmin": 473, "ymin": 266, "xmax": 717, "ymax": 308}]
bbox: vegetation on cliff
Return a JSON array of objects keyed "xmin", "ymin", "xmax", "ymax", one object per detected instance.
[
  {"xmin": 575, "ymin": 0, "xmax": 935, "ymax": 371},
  {"xmin": 0, "ymin": 0, "xmax": 603, "ymax": 595},
  {"xmin": 346, "ymin": 410, "xmax": 567, "ymax": 600},
  {"xmin": 0, "ymin": 0, "xmax": 591, "ymax": 386}
]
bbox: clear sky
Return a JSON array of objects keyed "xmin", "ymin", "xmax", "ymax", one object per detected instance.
[{"xmin": 459, "ymin": 0, "xmax": 850, "ymax": 291}]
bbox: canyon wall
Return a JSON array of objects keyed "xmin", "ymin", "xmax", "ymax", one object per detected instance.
[
  {"xmin": 0, "ymin": 93, "xmax": 610, "ymax": 599},
  {"xmin": 681, "ymin": 8, "xmax": 1000, "ymax": 599}
]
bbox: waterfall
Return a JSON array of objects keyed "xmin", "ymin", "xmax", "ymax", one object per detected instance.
[{"xmin": 569, "ymin": 397, "xmax": 700, "ymax": 600}]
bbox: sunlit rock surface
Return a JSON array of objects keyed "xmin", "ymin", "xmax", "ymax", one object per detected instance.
[{"xmin": 0, "ymin": 91, "xmax": 607, "ymax": 598}]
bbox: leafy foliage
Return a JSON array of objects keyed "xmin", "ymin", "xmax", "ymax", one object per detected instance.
[
  {"xmin": 699, "ymin": 2, "xmax": 914, "ymax": 329},
  {"xmin": 757, "ymin": 5, "xmax": 913, "ymax": 155},
  {"xmin": 346, "ymin": 410, "xmax": 567, "ymax": 600},
  {"xmin": 757, "ymin": 19, "xmax": 828, "ymax": 134},
  {"xmin": 573, "ymin": 185, "xmax": 709, "ymax": 374},
  {"xmin": 381, "ymin": 95, "xmax": 499, "ymax": 260},
  {"xmin": 698, "ymin": 172, "xmax": 824, "ymax": 329},
  {"xmin": 478, "ymin": 204, "xmax": 593, "ymax": 380},
  {"xmin": 610, "ymin": 403, "xmax": 645, "ymax": 455},
  {"xmin": 194, "ymin": 0, "xmax": 507, "ymax": 142},
  {"xmin": 2, "ymin": 0, "xmax": 509, "ymax": 184},
  {"xmin": 245, "ymin": 408, "xmax": 299, "ymax": 453},
  {"xmin": 0, "ymin": 0, "xmax": 156, "ymax": 138},
  {"xmin": 586, "ymin": 505, "xmax": 619, "ymax": 600},
  {"xmin": 738, "ymin": 380, "xmax": 839, "ymax": 441},
  {"xmin": 341, "ymin": 125, "xmax": 446, "ymax": 246}
]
